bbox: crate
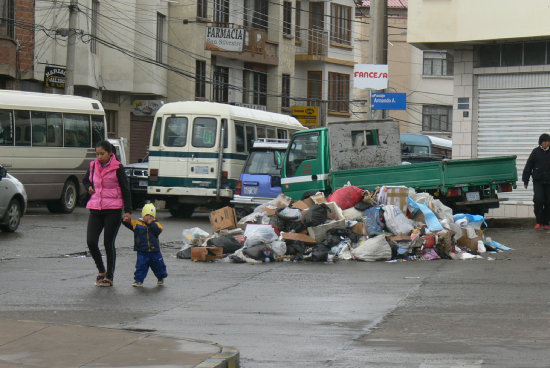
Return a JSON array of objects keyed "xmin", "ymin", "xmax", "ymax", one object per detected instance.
[{"xmin": 191, "ymin": 247, "xmax": 223, "ymax": 262}]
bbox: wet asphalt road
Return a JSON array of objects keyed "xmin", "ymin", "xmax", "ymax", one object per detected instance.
[{"xmin": 1, "ymin": 206, "xmax": 550, "ymax": 367}]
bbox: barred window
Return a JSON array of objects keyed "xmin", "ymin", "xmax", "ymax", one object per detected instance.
[
  {"xmin": 328, "ymin": 72, "xmax": 349, "ymax": 113},
  {"xmin": 330, "ymin": 4, "xmax": 351, "ymax": 45}
]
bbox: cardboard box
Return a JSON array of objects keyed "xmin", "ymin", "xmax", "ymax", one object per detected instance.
[
  {"xmin": 311, "ymin": 192, "xmax": 327, "ymax": 204},
  {"xmin": 457, "ymin": 228, "xmax": 483, "ymax": 252},
  {"xmin": 381, "ymin": 186, "xmax": 409, "ymax": 214},
  {"xmin": 307, "ymin": 201, "xmax": 347, "ymax": 241},
  {"xmin": 281, "ymin": 232, "xmax": 318, "ymax": 245},
  {"xmin": 209, "ymin": 206, "xmax": 238, "ymax": 233},
  {"xmin": 191, "ymin": 247, "xmax": 223, "ymax": 262},
  {"xmin": 263, "ymin": 207, "xmax": 277, "ymax": 216},
  {"xmin": 291, "ymin": 200, "xmax": 312, "ymax": 210},
  {"xmin": 351, "ymin": 222, "xmax": 367, "ymax": 236}
]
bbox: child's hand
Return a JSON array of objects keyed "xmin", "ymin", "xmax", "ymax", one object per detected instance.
[{"xmin": 144, "ymin": 215, "xmax": 154, "ymax": 225}]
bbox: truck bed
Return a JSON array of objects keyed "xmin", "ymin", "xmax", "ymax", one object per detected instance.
[{"xmin": 331, "ymin": 155, "xmax": 517, "ymax": 192}]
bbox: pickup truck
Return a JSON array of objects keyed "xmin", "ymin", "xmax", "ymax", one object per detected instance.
[{"xmin": 281, "ymin": 120, "xmax": 517, "ymax": 214}]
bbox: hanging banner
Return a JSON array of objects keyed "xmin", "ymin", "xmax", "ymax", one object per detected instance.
[
  {"xmin": 44, "ymin": 66, "xmax": 66, "ymax": 88},
  {"xmin": 353, "ymin": 64, "xmax": 388, "ymax": 90},
  {"xmin": 205, "ymin": 27, "xmax": 244, "ymax": 52}
]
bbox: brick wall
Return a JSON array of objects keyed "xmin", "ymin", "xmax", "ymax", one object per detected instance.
[{"xmin": 16, "ymin": 0, "xmax": 35, "ymax": 79}]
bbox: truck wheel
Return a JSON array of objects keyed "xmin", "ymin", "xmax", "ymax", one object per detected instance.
[
  {"xmin": 47, "ymin": 180, "xmax": 77, "ymax": 214},
  {"xmin": 0, "ymin": 199, "xmax": 22, "ymax": 232},
  {"xmin": 169, "ymin": 204, "xmax": 195, "ymax": 218}
]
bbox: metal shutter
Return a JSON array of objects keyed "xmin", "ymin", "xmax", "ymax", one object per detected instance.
[{"xmin": 478, "ymin": 76, "xmax": 550, "ymax": 202}]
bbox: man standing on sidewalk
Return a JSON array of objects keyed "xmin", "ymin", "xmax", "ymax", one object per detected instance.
[{"xmin": 523, "ymin": 133, "xmax": 550, "ymax": 230}]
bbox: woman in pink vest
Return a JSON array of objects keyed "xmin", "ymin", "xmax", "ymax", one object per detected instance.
[{"xmin": 83, "ymin": 140, "xmax": 132, "ymax": 287}]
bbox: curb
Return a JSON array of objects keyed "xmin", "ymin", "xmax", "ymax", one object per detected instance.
[
  {"xmin": 195, "ymin": 346, "xmax": 240, "ymax": 368},
  {"xmin": 485, "ymin": 217, "xmax": 533, "ymax": 228}
]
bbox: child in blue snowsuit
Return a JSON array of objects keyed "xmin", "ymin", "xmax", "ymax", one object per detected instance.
[{"xmin": 123, "ymin": 203, "xmax": 168, "ymax": 287}]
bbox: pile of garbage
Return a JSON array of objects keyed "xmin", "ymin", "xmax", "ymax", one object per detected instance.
[{"xmin": 177, "ymin": 185, "xmax": 512, "ymax": 264}]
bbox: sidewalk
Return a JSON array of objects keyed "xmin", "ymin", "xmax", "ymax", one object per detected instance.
[{"xmin": 0, "ymin": 320, "xmax": 239, "ymax": 368}]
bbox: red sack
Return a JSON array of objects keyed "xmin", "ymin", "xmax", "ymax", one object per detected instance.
[{"xmin": 328, "ymin": 186, "xmax": 363, "ymax": 210}]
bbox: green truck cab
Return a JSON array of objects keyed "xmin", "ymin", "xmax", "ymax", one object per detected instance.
[{"xmin": 281, "ymin": 120, "xmax": 517, "ymax": 214}]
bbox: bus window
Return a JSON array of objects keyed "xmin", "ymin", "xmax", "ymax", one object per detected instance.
[
  {"xmin": 15, "ymin": 110, "xmax": 31, "ymax": 146},
  {"xmin": 151, "ymin": 117, "xmax": 162, "ymax": 146},
  {"xmin": 267, "ymin": 127, "xmax": 276, "ymax": 138},
  {"xmin": 32, "ymin": 111, "xmax": 61, "ymax": 147},
  {"xmin": 0, "ymin": 109, "xmax": 13, "ymax": 146},
  {"xmin": 192, "ymin": 117, "xmax": 217, "ymax": 148},
  {"xmin": 236, "ymin": 123, "xmax": 245, "ymax": 152},
  {"xmin": 257, "ymin": 125, "xmax": 266, "ymax": 138},
  {"xmin": 91, "ymin": 115, "xmax": 105, "ymax": 147},
  {"xmin": 64, "ymin": 113, "xmax": 90, "ymax": 147},
  {"xmin": 245, "ymin": 125, "xmax": 255, "ymax": 151},
  {"xmin": 164, "ymin": 116, "xmax": 188, "ymax": 147},
  {"xmin": 277, "ymin": 129, "xmax": 288, "ymax": 139}
]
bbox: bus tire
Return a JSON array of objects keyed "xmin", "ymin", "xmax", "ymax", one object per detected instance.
[
  {"xmin": 169, "ymin": 204, "xmax": 195, "ymax": 218},
  {"xmin": 0, "ymin": 199, "xmax": 22, "ymax": 232},
  {"xmin": 47, "ymin": 180, "xmax": 77, "ymax": 214}
]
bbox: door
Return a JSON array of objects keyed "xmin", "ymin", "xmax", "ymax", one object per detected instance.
[
  {"xmin": 187, "ymin": 116, "xmax": 219, "ymax": 190},
  {"xmin": 158, "ymin": 115, "xmax": 190, "ymax": 188},
  {"xmin": 308, "ymin": 2, "xmax": 325, "ymax": 55}
]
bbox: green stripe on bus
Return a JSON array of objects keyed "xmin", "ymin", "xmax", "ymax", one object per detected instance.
[{"xmin": 149, "ymin": 151, "xmax": 248, "ymax": 160}]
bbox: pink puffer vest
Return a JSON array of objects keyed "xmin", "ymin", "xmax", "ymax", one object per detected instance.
[{"xmin": 86, "ymin": 156, "xmax": 124, "ymax": 210}]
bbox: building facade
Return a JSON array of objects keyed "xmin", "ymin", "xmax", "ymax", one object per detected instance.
[{"xmin": 408, "ymin": 0, "xmax": 550, "ymax": 218}]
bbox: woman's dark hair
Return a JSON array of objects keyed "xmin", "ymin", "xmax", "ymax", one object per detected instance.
[
  {"xmin": 96, "ymin": 140, "xmax": 114, "ymax": 153},
  {"xmin": 539, "ymin": 134, "xmax": 550, "ymax": 145}
]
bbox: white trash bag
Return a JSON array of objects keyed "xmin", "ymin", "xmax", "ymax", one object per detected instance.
[
  {"xmin": 383, "ymin": 205, "xmax": 414, "ymax": 235},
  {"xmin": 351, "ymin": 234, "xmax": 392, "ymax": 261},
  {"xmin": 244, "ymin": 224, "xmax": 278, "ymax": 248}
]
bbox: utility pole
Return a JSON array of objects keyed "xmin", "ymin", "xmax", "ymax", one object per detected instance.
[
  {"xmin": 64, "ymin": 0, "xmax": 78, "ymax": 95},
  {"xmin": 369, "ymin": 0, "xmax": 387, "ymax": 119}
]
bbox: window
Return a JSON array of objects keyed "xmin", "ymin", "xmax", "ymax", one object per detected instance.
[
  {"xmin": 307, "ymin": 71, "xmax": 322, "ymax": 107},
  {"xmin": 91, "ymin": 115, "xmax": 105, "ymax": 147},
  {"xmin": 0, "ymin": 0, "xmax": 14, "ymax": 38},
  {"xmin": 282, "ymin": 74, "xmax": 290, "ymax": 108},
  {"xmin": 156, "ymin": 12, "xmax": 165, "ymax": 63},
  {"xmin": 476, "ymin": 41, "xmax": 550, "ymax": 67},
  {"xmin": 422, "ymin": 105, "xmax": 452, "ymax": 132},
  {"xmin": 213, "ymin": 0, "xmax": 229, "ymax": 24},
  {"xmin": 195, "ymin": 60, "xmax": 206, "ymax": 99},
  {"xmin": 285, "ymin": 132, "xmax": 319, "ymax": 177},
  {"xmin": 525, "ymin": 42, "xmax": 546, "ymax": 66},
  {"xmin": 63, "ymin": 114, "xmax": 90, "ymax": 148},
  {"xmin": 352, "ymin": 130, "xmax": 379, "ymax": 147},
  {"xmin": 197, "ymin": 0, "xmax": 207, "ymax": 18},
  {"xmin": 31, "ymin": 112, "xmax": 62, "ymax": 147},
  {"xmin": 14, "ymin": 110, "xmax": 31, "ymax": 146},
  {"xmin": 164, "ymin": 116, "xmax": 188, "ymax": 147},
  {"xmin": 423, "ymin": 51, "xmax": 453, "ymax": 76},
  {"xmin": 283, "ymin": 1, "xmax": 292, "ymax": 35},
  {"xmin": 192, "ymin": 117, "xmax": 217, "ymax": 148},
  {"xmin": 151, "ymin": 117, "xmax": 162, "ymax": 146},
  {"xmin": 252, "ymin": 0, "xmax": 268, "ymax": 30},
  {"xmin": 295, "ymin": 1, "xmax": 301, "ymax": 41},
  {"xmin": 501, "ymin": 43, "xmax": 522, "ymax": 67},
  {"xmin": 253, "ymin": 71, "xmax": 267, "ymax": 106},
  {"xmin": 235, "ymin": 123, "xmax": 246, "ymax": 152},
  {"xmin": 105, "ymin": 110, "xmax": 117, "ymax": 136},
  {"xmin": 330, "ymin": 4, "xmax": 351, "ymax": 45},
  {"xmin": 257, "ymin": 125, "xmax": 266, "ymax": 138},
  {"xmin": 0, "ymin": 109, "xmax": 13, "ymax": 145},
  {"xmin": 91, "ymin": 0, "xmax": 99, "ymax": 54},
  {"xmin": 245, "ymin": 125, "xmax": 255, "ymax": 152},
  {"xmin": 212, "ymin": 66, "xmax": 229, "ymax": 103},
  {"xmin": 328, "ymin": 72, "xmax": 349, "ymax": 113}
]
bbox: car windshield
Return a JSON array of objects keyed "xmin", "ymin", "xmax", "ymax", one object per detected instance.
[{"xmin": 243, "ymin": 150, "xmax": 284, "ymax": 175}]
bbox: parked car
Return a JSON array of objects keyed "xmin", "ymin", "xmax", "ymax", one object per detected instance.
[
  {"xmin": 231, "ymin": 138, "xmax": 289, "ymax": 218},
  {"xmin": 125, "ymin": 154, "xmax": 149, "ymax": 209},
  {"xmin": 0, "ymin": 165, "xmax": 27, "ymax": 232}
]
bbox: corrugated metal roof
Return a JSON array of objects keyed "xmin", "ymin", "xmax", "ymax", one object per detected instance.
[{"xmin": 362, "ymin": 0, "xmax": 408, "ymax": 8}]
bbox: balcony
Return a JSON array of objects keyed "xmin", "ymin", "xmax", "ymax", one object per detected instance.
[
  {"xmin": 209, "ymin": 28, "xmax": 279, "ymax": 66},
  {"xmin": 296, "ymin": 28, "xmax": 328, "ymax": 58}
]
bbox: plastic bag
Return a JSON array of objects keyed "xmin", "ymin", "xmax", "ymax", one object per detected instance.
[
  {"xmin": 453, "ymin": 213, "xmax": 487, "ymax": 229},
  {"xmin": 277, "ymin": 207, "xmax": 302, "ymax": 221},
  {"xmin": 271, "ymin": 240, "xmax": 287, "ymax": 257},
  {"xmin": 351, "ymin": 235, "xmax": 392, "ymax": 261},
  {"xmin": 407, "ymin": 198, "xmax": 443, "ymax": 232},
  {"xmin": 328, "ymin": 185, "xmax": 363, "ymax": 210},
  {"xmin": 303, "ymin": 204, "xmax": 328, "ymax": 227},
  {"xmin": 383, "ymin": 205, "xmax": 414, "ymax": 235},
  {"xmin": 244, "ymin": 224, "xmax": 278, "ymax": 248},
  {"xmin": 430, "ymin": 199, "xmax": 453, "ymax": 224},
  {"xmin": 182, "ymin": 227, "xmax": 210, "ymax": 246},
  {"xmin": 363, "ymin": 206, "xmax": 384, "ymax": 235},
  {"xmin": 207, "ymin": 236, "xmax": 243, "ymax": 254}
]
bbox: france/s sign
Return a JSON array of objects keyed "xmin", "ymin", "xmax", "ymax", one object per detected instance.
[{"xmin": 353, "ymin": 64, "xmax": 388, "ymax": 90}]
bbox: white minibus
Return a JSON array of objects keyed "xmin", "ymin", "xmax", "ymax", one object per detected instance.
[
  {"xmin": 147, "ymin": 101, "xmax": 303, "ymax": 217},
  {"xmin": 0, "ymin": 90, "xmax": 107, "ymax": 213}
]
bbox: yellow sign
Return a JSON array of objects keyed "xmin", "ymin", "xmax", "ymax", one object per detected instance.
[{"xmin": 291, "ymin": 106, "xmax": 319, "ymax": 127}]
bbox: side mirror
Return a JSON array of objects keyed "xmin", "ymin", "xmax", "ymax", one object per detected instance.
[{"xmin": 0, "ymin": 166, "xmax": 6, "ymax": 180}]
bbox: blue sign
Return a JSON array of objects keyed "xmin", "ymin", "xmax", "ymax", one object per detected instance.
[{"xmin": 372, "ymin": 93, "xmax": 407, "ymax": 110}]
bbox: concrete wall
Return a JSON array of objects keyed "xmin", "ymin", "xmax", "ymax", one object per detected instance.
[{"xmin": 408, "ymin": 0, "xmax": 550, "ymax": 44}]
